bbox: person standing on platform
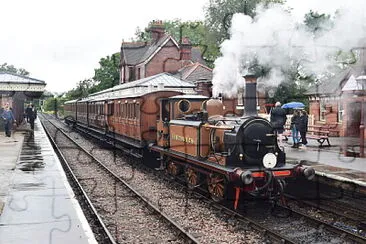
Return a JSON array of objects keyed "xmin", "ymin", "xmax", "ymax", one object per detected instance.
[
  {"xmin": 25, "ymin": 104, "xmax": 31, "ymax": 122},
  {"xmin": 27, "ymin": 103, "xmax": 37, "ymax": 130},
  {"xmin": 270, "ymin": 101, "xmax": 287, "ymax": 148},
  {"xmin": 298, "ymin": 110, "xmax": 309, "ymax": 149},
  {"xmin": 1, "ymin": 103, "xmax": 15, "ymax": 137},
  {"xmin": 290, "ymin": 110, "xmax": 301, "ymax": 148}
]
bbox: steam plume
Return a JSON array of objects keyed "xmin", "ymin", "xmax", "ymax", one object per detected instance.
[{"xmin": 212, "ymin": 2, "xmax": 366, "ymax": 97}]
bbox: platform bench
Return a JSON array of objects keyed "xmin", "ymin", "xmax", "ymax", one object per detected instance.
[
  {"xmin": 306, "ymin": 129, "xmax": 331, "ymax": 147},
  {"xmin": 283, "ymin": 127, "xmax": 331, "ymax": 147}
]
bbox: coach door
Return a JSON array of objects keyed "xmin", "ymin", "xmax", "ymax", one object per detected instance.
[
  {"xmin": 157, "ymin": 99, "xmax": 171, "ymax": 148},
  {"xmin": 107, "ymin": 100, "xmax": 115, "ymax": 132}
]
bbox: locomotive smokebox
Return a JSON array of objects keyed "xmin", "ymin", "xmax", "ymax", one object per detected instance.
[{"xmin": 244, "ymin": 74, "xmax": 257, "ymax": 116}]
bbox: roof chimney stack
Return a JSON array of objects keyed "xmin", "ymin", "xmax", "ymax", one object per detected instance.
[
  {"xmin": 149, "ymin": 20, "xmax": 165, "ymax": 43},
  {"xmin": 180, "ymin": 37, "xmax": 192, "ymax": 61}
]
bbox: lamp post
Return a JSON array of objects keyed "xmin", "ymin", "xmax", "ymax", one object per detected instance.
[{"xmin": 355, "ymin": 75, "xmax": 365, "ymax": 157}]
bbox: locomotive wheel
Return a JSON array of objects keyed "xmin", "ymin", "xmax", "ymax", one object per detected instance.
[
  {"xmin": 186, "ymin": 168, "xmax": 199, "ymax": 190},
  {"xmin": 207, "ymin": 174, "xmax": 226, "ymax": 202},
  {"xmin": 166, "ymin": 162, "xmax": 180, "ymax": 177}
]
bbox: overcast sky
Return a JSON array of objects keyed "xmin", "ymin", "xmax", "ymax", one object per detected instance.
[{"xmin": 0, "ymin": 0, "xmax": 353, "ymax": 93}]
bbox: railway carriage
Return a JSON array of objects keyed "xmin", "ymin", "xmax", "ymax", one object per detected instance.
[{"xmin": 104, "ymin": 90, "xmax": 183, "ymax": 147}]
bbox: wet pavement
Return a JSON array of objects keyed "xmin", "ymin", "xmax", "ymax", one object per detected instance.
[
  {"xmin": 0, "ymin": 120, "xmax": 96, "ymax": 244},
  {"xmin": 285, "ymin": 137, "xmax": 366, "ymax": 187}
]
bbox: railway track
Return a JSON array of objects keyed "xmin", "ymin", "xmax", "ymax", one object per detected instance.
[
  {"xmin": 41, "ymin": 115, "xmax": 198, "ymax": 243},
  {"xmin": 42, "ymin": 114, "xmax": 366, "ymax": 243},
  {"xmin": 284, "ymin": 191, "xmax": 366, "ymax": 239},
  {"xmin": 40, "ymin": 117, "xmax": 116, "ymax": 244},
  {"xmin": 171, "ymin": 177, "xmax": 366, "ymax": 244}
]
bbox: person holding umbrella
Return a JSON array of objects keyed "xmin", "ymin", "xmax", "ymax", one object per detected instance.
[{"xmin": 270, "ymin": 101, "xmax": 287, "ymax": 148}]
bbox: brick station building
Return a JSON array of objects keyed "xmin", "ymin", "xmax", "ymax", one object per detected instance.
[
  {"xmin": 306, "ymin": 65, "xmax": 366, "ymax": 139},
  {"xmin": 119, "ymin": 20, "xmax": 206, "ymax": 83},
  {"xmin": 119, "ymin": 20, "xmax": 269, "ymax": 117}
]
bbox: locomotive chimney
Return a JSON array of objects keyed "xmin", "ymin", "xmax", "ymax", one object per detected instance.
[{"xmin": 243, "ymin": 74, "xmax": 257, "ymax": 116}]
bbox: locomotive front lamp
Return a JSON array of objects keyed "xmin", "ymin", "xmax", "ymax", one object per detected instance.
[
  {"xmin": 239, "ymin": 153, "xmax": 244, "ymax": 160},
  {"xmin": 262, "ymin": 153, "xmax": 277, "ymax": 169}
]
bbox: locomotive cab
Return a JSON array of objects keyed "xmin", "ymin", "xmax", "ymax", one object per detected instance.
[{"xmin": 156, "ymin": 95, "xmax": 209, "ymax": 149}]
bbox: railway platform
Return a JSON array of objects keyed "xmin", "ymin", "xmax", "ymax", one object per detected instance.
[
  {"xmin": 0, "ymin": 120, "xmax": 97, "ymax": 244},
  {"xmin": 285, "ymin": 137, "xmax": 366, "ymax": 193}
]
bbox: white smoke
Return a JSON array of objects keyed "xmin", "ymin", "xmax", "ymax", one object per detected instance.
[{"xmin": 212, "ymin": 2, "xmax": 366, "ymax": 97}]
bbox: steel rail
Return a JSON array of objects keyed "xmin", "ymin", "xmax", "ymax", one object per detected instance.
[
  {"xmin": 41, "ymin": 116, "xmax": 199, "ymax": 244},
  {"xmin": 279, "ymin": 204, "xmax": 366, "ymax": 243},
  {"xmin": 40, "ymin": 116, "xmax": 117, "ymax": 244},
  {"xmin": 171, "ymin": 178, "xmax": 297, "ymax": 244},
  {"xmin": 283, "ymin": 194, "xmax": 366, "ymax": 242},
  {"xmin": 285, "ymin": 193, "xmax": 366, "ymax": 222}
]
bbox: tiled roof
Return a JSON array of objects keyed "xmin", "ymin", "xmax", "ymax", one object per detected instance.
[
  {"xmin": 174, "ymin": 62, "xmax": 213, "ymax": 82},
  {"xmin": 0, "ymin": 72, "xmax": 45, "ymax": 84},
  {"xmin": 121, "ymin": 36, "xmax": 207, "ymax": 67},
  {"xmin": 121, "ymin": 34, "xmax": 174, "ymax": 65},
  {"xmin": 306, "ymin": 65, "xmax": 366, "ymax": 96},
  {"xmin": 191, "ymin": 47, "xmax": 207, "ymax": 66}
]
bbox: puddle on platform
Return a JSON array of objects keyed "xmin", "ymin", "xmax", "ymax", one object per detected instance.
[
  {"xmin": 18, "ymin": 161, "xmax": 45, "ymax": 172},
  {"xmin": 12, "ymin": 182, "xmax": 46, "ymax": 190}
]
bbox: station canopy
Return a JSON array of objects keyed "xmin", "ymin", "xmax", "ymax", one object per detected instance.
[{"xmin": 0, "ymin": 72, "xmax": 46, "ymax": 97}]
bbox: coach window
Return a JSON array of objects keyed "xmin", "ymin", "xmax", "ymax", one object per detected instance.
[
  {"xmin": 108, "ymin": 102, "xmax": 114, "ymax": 115},
  {"xmin": 127, "ymin": 103, "xmax": 130, "ymax": 118},
  {"xmin": 136, "ymin": 103, "xmax": 140, "ymax": 120},
  {"xmin": 178, "ymin": 99, "xmax": 191, "ymax": 114},
  {"xmin": 130, "ymin": 103, "xmax": 134, "ymax": 118}
]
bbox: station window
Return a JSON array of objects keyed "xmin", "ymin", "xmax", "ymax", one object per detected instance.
[
  {"xmin": 320, "ymin": 98, "xmax": 326, "ymax": 121},
  {"xmin": 338, "ymin": 102, "xmax": 343, "ymax": 122}
]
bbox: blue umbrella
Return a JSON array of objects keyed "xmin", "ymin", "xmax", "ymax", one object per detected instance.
[{"xmin": 281, "ymin": 102, "xmax": 305, "ymax": 109}]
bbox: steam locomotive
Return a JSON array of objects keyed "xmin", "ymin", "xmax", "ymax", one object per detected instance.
[{"xmin": 64, "ymin": 84, "xmax": 314, "ymax": 209}]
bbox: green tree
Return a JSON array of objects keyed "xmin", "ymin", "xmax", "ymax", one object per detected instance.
[
  {"xmin": 304, "ymin": 10, "xmax": 333, "ymax": 38},
  {"xmin": 43, "ymin": 96, "xmax": 67, "ymax": 114},
  {"xmin": 204, "ymin": 0, "xmax": 284, "ymax": 44},
  {"xmin": 0, "ymin": 63, "xmax": 30, "ymax": 76},
  {"xmin": 64, "ymin": 79, "xmax": 95, "ymax": 100},
  {"xmin": 267, "ymin": 64, "xmax": 310, "ymax": 107},
  {"xmin": 89, "ymin": 53, "xmax": 120, "ymax": 93}
]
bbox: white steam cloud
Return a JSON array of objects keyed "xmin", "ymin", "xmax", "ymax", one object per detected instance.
[{"xmin": 212, "ymin": 2, "xmax": 366, "ymax": 97}]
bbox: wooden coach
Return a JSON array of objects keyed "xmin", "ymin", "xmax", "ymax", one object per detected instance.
[{"xmin": 105, "ymin": 90, "xmax": 183, "ymax": 147}]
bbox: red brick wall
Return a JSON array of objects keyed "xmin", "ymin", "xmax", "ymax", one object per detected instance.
[
  {"xmin": 146, "ymin": 42, "xmax": 180, "ymax": 76},
  {"xmin": 309, "ymin": 100, "xmax": 320, "ymax": 122}
]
